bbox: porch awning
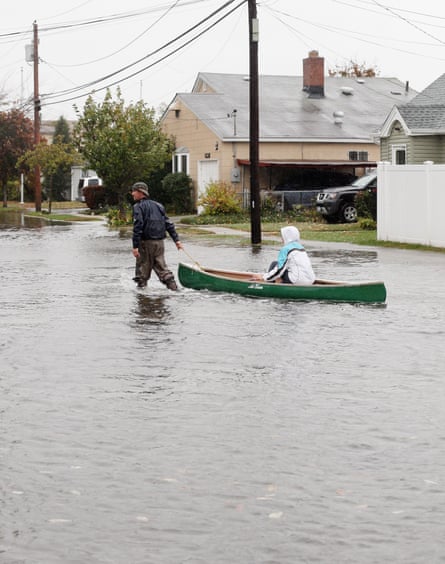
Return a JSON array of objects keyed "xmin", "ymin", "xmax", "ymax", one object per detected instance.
[{"xmin": 236, "ymin": 159, "xmax": 376, "ymax": 168}]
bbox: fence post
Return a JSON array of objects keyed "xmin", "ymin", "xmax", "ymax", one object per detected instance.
[
  {"xmin": 423, "ymin": 161, "xmax": 433, "ymax": 246},
  {"xmin": 377, "ymin": 161, "xmax": 390, "ymax": 241}
]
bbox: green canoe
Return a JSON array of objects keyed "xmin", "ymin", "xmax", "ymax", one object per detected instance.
[{"xmin": 178, "ymin": 262, "xmax": 387, "ymax": 303}]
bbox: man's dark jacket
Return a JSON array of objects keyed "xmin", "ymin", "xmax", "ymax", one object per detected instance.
[{"xmin": 132, "ymin": 198, "xmax": 179, "ymax": 249}]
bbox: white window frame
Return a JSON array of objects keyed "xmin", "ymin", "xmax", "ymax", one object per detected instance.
[
  {"xmin": 391, "ymin": 144, "xmax": 407, "ymax": 165},
  {"xmin": 173, "ymin": 149, "xmax": 190, "ymax": 174}
]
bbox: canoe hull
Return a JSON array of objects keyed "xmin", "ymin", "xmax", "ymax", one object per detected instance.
[{"xmin": 178, "ymin": 263, "xmax": 386, "ymax": 303}]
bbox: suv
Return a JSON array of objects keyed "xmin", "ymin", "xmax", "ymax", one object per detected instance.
[{"xmin": 316, "ymin": 173, "xmax": 377, "ymax": 223}]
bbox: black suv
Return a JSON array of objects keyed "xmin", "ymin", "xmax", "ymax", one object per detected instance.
[{"xmin": 316, "ymin": 173, "xmax": 377, "ymax": 223}]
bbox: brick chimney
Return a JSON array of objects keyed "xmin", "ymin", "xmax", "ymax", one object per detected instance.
[{"xmin": 303, "ymin": 50, "xmax": 325, "ymax": 98}]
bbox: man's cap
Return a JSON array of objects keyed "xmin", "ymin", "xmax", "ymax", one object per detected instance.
[{"xmin": 131, "ymin": 182, "xmax": 149, "ymax": 197}]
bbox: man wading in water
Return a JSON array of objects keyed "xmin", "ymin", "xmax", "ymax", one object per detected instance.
[{"xmin": 131, "ymin": 182, "xmax": 183, "ymax": 290}]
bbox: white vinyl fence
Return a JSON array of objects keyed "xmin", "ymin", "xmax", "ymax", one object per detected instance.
[{"xmin": 377, "ymin": 162, "xmax": 445, "ymax": 248}]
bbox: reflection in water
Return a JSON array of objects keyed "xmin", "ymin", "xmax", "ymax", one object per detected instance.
[
  {"xmin": 313, "ymin": 248, "xmax": 379, "ymax": 266},
  {"xmin": 133, "ymin": 293, "xmax": 171, "ymax": 325},
  {"xmin": 0, "ymin": 209, "xmax": 68, "ymax": 229}
]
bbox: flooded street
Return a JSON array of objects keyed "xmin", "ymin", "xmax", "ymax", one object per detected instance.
[{"xmin": 1, "ymin": 213, "xmax": 445, "ymax": 564}]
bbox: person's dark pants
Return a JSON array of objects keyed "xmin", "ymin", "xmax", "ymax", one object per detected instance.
[
  {"xmin": 134, "ymin": 239, "xmax": 177, "ymax": 289},
  {"xmin": 267, "ymin": 261, "xmax": 291, "ymax": 284}
]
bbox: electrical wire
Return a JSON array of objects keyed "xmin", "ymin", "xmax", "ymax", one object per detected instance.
[
  {"xmin": 0, "ymin": 0, "xmax": 212, "ymax": 41},
  {"xmin": 42, "ymin": 1, "xmax": 181, "ymax": 68},
  {"xmin": 369, "ymin": 0, "xmax": 445, "ymax": 44},
  {"xmin": 41, "ymin": 0, "xmax": 247, "ymax": 108},
  {"xmin": 262, "ymin": 3, "xmax": 445, "ymax": 65}
]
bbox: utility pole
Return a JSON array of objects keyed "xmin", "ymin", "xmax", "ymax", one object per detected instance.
[
  {"xmin": 248, "ymin": 0, "xmax": 261, "ymax": 245},
  {"xmin": 33, "ymin": 21, "xmax": 42, "ymax": 212}
]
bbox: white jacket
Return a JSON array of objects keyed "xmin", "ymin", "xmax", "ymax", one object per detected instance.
[{"xmin": 263, "ymin": 226, "xmax": 315, "ymax": 285}]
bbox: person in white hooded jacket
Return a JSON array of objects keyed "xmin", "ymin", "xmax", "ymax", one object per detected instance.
[{"xmin": 254, "ymin": 225, "xmax": 316, "ymax": 285}]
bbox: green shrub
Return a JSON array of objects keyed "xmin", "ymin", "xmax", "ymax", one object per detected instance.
[
  {"xmin": 358, "ymin": 217, "xmax": 377, "ymax": 230},
  {"xmin": 198, "ymin": 181, "xmax": 243, "ymax": 215},
  {"xmin": 107, "ymin": 206, "xmax": 132, "ymax": 226},
  {"xmin": 161, "ymin": 172, "xmax": 194, "ymax": 213},
  {"xmin": 356, "ymin": 189, "xmax": 377, "ymax": 220}
]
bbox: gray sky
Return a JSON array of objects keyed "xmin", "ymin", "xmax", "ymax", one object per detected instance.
[{"xmin": 1, "ymin": 0, "xmax": 445, "ymax": 121}]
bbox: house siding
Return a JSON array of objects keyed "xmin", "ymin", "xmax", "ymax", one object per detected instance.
[
  {"xmin": 380, "ymin": 137, "xmax": 412, "ymax": 163},
  {"xmin": 410, "ymin": 136, "xmax": 445, "ymax": 164},
  {"xmin": 381, "ymin": 133, "xmax": 445, "ymax": 165},
  {"xmin": 255, "ymin": 142, "xmax": 380, "ymax": 163},
  {"xmin": 162, "ymin": 101, "xmax": 235, "ymax": 200}
]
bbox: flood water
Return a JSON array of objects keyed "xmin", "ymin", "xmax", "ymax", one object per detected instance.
[{"xmin": 1, "ymin": 212, "xmax": 445, "ymax": 564}]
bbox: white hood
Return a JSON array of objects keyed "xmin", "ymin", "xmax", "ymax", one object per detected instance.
[{"xmin": 281, "ymin": 226, "xmax": 300, "ymax": 245}]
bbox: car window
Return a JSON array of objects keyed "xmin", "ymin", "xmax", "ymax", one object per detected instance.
[{"xmin": 352, "ymin": 175, "xmax": 377, "ymax": 188}]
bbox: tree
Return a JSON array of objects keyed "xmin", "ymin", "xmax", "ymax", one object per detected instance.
[
  {"xmin": 18, "ymin": 141, "xmax": 82, "ymax": 213},
  {"xmin": 73, "ymin": 88, "xmax": 174, "ymax": 211},
  {"xmin": 161, "ymin": 172, "xmax": 194, "ymax": 213},
  {"xmin": 53, "ymin": 116, "xmax": 71, "ymax": 143},
  {"xmin": 0, "ymin": 109, "xmax": 34, "ymax": 207},
  {"xmin": 328, "ymin": 61, "xmax": 379, "ymax": 78},
  {"xmin": 50, "ymin": 116, "xmax": 74, "ymax": 201}
]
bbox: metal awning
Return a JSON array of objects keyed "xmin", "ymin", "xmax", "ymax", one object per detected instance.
[{"xmin": 236, "ymin": 159, "xmax": 376, "ymax": 168}]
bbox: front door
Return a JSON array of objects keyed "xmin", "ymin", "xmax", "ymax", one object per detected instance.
[{"xmin": 197, "ymin": 160, "xmax": 219, "ymax": 214}]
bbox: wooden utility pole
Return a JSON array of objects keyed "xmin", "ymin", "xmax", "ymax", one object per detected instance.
[
  {"xmin": 248, "ymin": 0, "xmax": 261, "ymax": 244},
  {"xmin": 33, "ymin": 21, "xmax": 42, "ymax": 212}
]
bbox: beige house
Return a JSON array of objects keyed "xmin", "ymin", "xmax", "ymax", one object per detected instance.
[{"xmin": 160, "ymin": 51, "xmax": 418, "ymax": 208}]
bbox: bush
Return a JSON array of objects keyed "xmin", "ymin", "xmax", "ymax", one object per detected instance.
[
  {"xmin": 356, "ymin": 189, "xmax": 377, "ymax": 220},
  {"xmin": 83, "ymin": 185, "xmax": 120, "ymax": 210},
  {"xmin": 83, "ymin": 185, "xmax": 106, "ymax": 209},
  {"xmin": 358, "ymin": 217, "xmax": 377, "ymax": 230},
  {"xmin": 161, "ymin": 172, "xmax": 194, "ymax": 213},
  {"xmin": 6, "ymin": 180, "xmax": 20, "ymax": 201},
  {"xmin": 107, "ymin": 206, "xmax": 132, "ymax": 226},
  {"xmin": 198, "ymin": 181, "xmax": 243, "ymax": 215}
]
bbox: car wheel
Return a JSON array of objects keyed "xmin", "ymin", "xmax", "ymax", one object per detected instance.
[{"xmin": 340, "ymin": 203, "xmax": 357, "ymax": 223}]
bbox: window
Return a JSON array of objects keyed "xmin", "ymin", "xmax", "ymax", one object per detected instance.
[
  {"xmin": 349, "ymin": 151, "xmax": 368, "ymax": 161},
  {"xmin": 173, "ymin": 148, "xmax": 189, "ymax": 174},
  {"xmin": 391, "ymin": 145, "xmax": 406, "ymax": 165}
]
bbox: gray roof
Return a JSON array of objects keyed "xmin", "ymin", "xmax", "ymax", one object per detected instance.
[
  {"xmin": 408, "ymin": 72, "xmax": 445, "ymax": 106},
  {"xmin": 173, "ymin": 72, "xmax": 417, "ymax": 142},
  {"xmin": 398, "ymin": 104, "xmax": 445, "ymax": 130},
  {"xmin": 395, "ymin": 73, "xmax": 445, "ymax": 132}
]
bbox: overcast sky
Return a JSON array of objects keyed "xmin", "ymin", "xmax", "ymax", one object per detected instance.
[{"xmin": 2, "ymin": 0, "xmax": 445, "ymax": 122}]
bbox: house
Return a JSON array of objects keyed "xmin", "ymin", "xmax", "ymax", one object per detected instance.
[
  {"xmin": 160, "ymin": 50, "xmax": 418, "ymax": 207},
  {"xmin": 380, "ymin": 73, "xmax": 445, "ymax": 164}
]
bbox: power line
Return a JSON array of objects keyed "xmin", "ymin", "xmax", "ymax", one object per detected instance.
[
  {"xmin": 262, "ymin": 4, "xmax": 445, "ymax": 64},
  {"xmin": 42, "ymin": 1, "xmax": 181, "ymax": 68},
  {"xmin": 369, "ymin": 0, "xmax": 445, "ymax": 44},
  {"xmin": 332, "ymin": 0, "xmax": 445, "ymax": 24},
  {"xmin": 41, "ymin": 0, "xmax": 247, "ymax": 108},
  {"xmin": 0, "ymin": 0, "xmax": 211, "ymax": 42}
]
